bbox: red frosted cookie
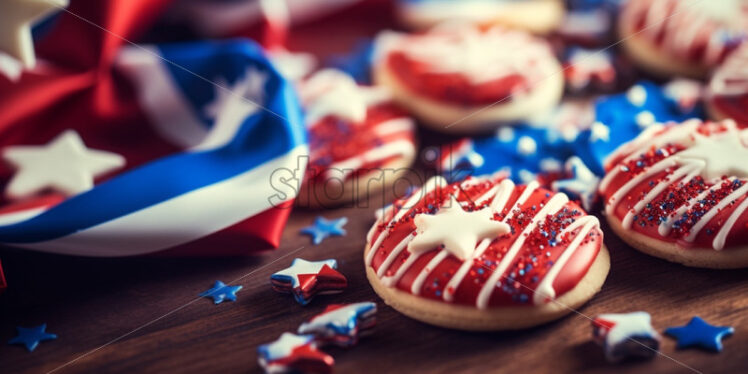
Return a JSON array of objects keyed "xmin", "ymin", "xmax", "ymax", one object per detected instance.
[
  {"xmin": 600, "ymin": 119, "xmax": 748, "ymax": 268},
  {"xmin": 364, "ymin": 175, "xmax": 610, "ymax": 330},
  {"xmin": 707, "ymin": 43, "xmax": 748, "ymax": 125},
  {"xmin": 396, "ymin": 0, "xmax": 565, "ymax": 35},
  {"xmin": 373, "ymin": 23, "xmax": 563, "ymax": 134},
  {"xmin": 297, "ymin": 70, "xmax": 417, "ymax": 208},
  {"xmin": 619, "ymin": 0, "xmax": 748, "ymax": 78}
]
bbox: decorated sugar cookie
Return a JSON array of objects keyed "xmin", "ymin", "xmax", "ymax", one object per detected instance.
[
  {"xmin": 707, "ymin": 43, "xmax": 748, "ymax": 125},
  {"xmin": 297, "ymin": 69, "xmax": 416, "ymax": 208},
  {"xmin": 364, "ymin": 175, "xmax": 610, "ymax": 330},
  {"xmin": 396, "ymin": 0, "xmax": 565, "ymax": 34},
  {"xmin": 373, "ymin": 23, "xmax": 563, "ymax": 133},
  {"xmin": 600, "ymin": 119, "xmax": 748, "ymax": 268},
  {"xmin": 618, "ymin": 0, "xmax": 748, "ymax": 78}
]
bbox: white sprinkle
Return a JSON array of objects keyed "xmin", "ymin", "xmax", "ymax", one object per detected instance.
[
  {"xmin": 627, "ymin": 85, "xmax": 647, "ymax": 106},
  {"xmin": 517, "ymin": 136, "xmax": 537, "ymax": 155}
]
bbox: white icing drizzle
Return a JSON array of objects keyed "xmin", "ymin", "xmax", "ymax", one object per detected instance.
[
  {"xmin": 476, "ymin": 192, "xmax": 569, "ymax": 309},
  {"xmin": 602, "ymin": 119, "xmax": 748, "ymax": 249},
  {"xmin": 323, "ymin": 139, "xmax": 416, "ymax": 180},
  {"xmin": 533, "ymin": 215, "xmax": 599, "ymax": 305},
  {"xmin": 685, "ymin": 181, "xmax": 748, "ymax": 244},
  {"xmin": 302, "ymin": 69, "xmax": 390, "ymax": 125},
  {"xmin": 370, "ymin": 176, "xmax": 601, "ymax": 308},
  {"xmin": 620, "ymin": 162, "xmax": 702, "ymax": 229},
  {"xmin": 715, "ymin": 193, "xmax": 748, "ymax": 250},
  {"xmin": 379, "ymin": 23, "xmax": 558, "ymax": 86},
  {"xmin": 365, "ymin": 176, "xmax": 446, "ymax": 266},
  {"xmin": 621, "ymin": 0, "xmax": 748, "ymax": 66}
]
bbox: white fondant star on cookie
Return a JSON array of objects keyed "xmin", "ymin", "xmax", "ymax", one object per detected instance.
[
  {"xmin": 0, "ymin": 0, "xmax": 68, "ymax": 67},
  {"xmin": 408, "ymin": 195, "xmax": 510, "ymax": 260},
  {"xmin": 674, "ymin": 124, "xmax": 748, "ymax": 180},
  {"xmin": 3, "ymin": 130, "xmax": 125, "ymax": 200}
]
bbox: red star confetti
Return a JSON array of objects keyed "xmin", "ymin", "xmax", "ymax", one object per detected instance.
[
  {"xmin": 270, "ymin": 258, "xmax": 347, "ymax": 305},
  {"xmin": 298, "ymin": 302, "xmax": 377, "ymax": 347},
  {"xmin": 257, "ymin": 333, "xmax": 334, "ymax": 374},
  {"xmin": 592, "ymin": 312, "xmax": 660, "ymax": 362}
]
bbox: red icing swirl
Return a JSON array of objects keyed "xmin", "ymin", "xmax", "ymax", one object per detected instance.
[
  {"xmin": 305, "ymin": 103, "xmax": 415, "ymax": 183},
  {"xmin": 365, "ymin": 176, "xmax": 602, "ymax": 308},
  {"xmin": 620, "ymin": 0, "xmax": 748, "ymax": 67},
  {"xmin": 379, "ymin": 26, "xmax": 559, "ymax": 106},
  {"xmin": 708, "ymin": 43, "xmax": 748, "ymax": 126}
]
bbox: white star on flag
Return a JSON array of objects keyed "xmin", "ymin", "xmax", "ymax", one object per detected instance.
[
  {"xmin": 2, "ymin": 130, "xmax": 125, "ymax": 200},
  {"xmin": 0, "ymin": 0, "xmax": 68, "ymax": 67}
]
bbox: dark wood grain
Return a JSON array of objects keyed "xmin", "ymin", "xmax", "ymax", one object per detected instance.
[
  {"xmin": 1, "ymin": 1, "xmax": 747, "ymax": 373},
  {"xmin": 1, "ymin": 193, "xmax": 747, "ymax": 374}
]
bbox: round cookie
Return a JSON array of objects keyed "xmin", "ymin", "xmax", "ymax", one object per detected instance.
[
  {"xmin": 373, "ymin": 23, "xmax": 564, "ymax": 134},
  {"xmin": 707, "ymin": 43, "xmax": 748, "ymax": 125},
  {"xmin": 364, "ymin": 175, "xmax": 610, "ymax": 330},
  {"xmin": 599, "ymin": 119, "xmax": 748, "ymax": 269},
  {"xmin": 297, "ymin": 70, "xmax": 417, "ymax": 208},
  {"xmin": 618, "ymin": 0, "xmax": 748, "ymax": 78},
  {"xmin": 396, "ymin": 0, "xmax": 565, "ymax": 34}
]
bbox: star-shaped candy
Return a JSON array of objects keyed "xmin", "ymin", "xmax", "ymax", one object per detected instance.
[
  {"xmin": 551, "ymin": 156, "xmax": 600, "ymax": 210},
  {"xmin": 408, "ymin": 195, "xmax": 511, "ymax": 260},
  {"xmin": 270, "ymin": 258, "xmax": 347, "ymax": 305},
  {"xmin": 0, "ymin": 0, "xmax": 68, "ymax": 67},
  {"xmin": 300, "ymin": 216, "xmax": 347, "ymax": 245},
  {"xmin": 258, "ymin": 333, "xmax": 334, "ymax": 374},
  {"xmin": 297, "ymin": 302, "xmax": 377, "ymax": 347},
  {"xmin": 2, "ymin": 130, "xmax": 125, "ymax": 200},
  {"xmin": 8, "ymin": 324, "xmax": 57, "ymax": 352},
  {"xmin": 592, "ymin": 312, "xmax": 660, "ymax": 362},
  {"xmin": 199, "ymin": 280, "xmax": 242, "ymax": 304},
  {"xmin": 665, "ymin": 316, "xmax": 734, "ymax": 352}
]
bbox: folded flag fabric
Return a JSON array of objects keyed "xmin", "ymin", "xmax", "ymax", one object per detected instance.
[{"xmin": 0, "ymin": 0, "xmax": 306, "ymax": 257}]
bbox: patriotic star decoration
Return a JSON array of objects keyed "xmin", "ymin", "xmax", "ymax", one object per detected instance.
[
  {"xmin": 0, "ymin": 0, "xmax": 68, "ymax": 67},
  {"xmin": 2, "ymin": 130, "xmax": 125, "ymax": 200},
  {"xmin": 551, "ymin": 157, "xmax": 600, "ymax": 211},
  {"xmin": 8, "ymin": 324, "xmax": 57, "ymax": 352},
  {"xmin": 665, "ymin": 316, "xmax": 734, "ymax": 352},
  {"xmin": 300, "ymin": 216, "xmax": 348, "ymax": 245},
  {"xmin": 408, "ymin": 195, "xmax": 511, "ymax": 261},
  {"xmin": 297, "ymin": 302, "xmax": 377, "ymax": 347},
  {"xmin": 203, "ymin": 66, "xmax": 267, "ymax": 123},
  {"xmin": 592, "ymin": 312, "xmax": 660, "ymax": 362},
  {"xmin": 564, "ymin": 48, "xmax": 616, "ymax": 92},
  {"xmin": 301, "ymin": 69, "xmax": 389, "ymax": 125},
  {"xmin": 270, "ymin": 258, "xmax": 347, "ymax": 306},
  {"xmin": 199, "ymin": 280, "xmax": 242, "ymax": 304},
  {"xmin": 257, "ymin": 333, "xmax": 334, "ymax": 374}
]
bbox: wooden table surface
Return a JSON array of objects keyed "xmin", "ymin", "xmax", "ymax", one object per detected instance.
[{"xmin": 2, "ymin": 1, "xmax": 748, "ymax": 373}]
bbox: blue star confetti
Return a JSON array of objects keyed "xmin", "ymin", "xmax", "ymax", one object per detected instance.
[
  {"xmin": 199, "ymin": 280, "xmax": 242, "ymax": 304},
  {"xmin": 8, "ymin": 324, "xmax": 57, "ymax": 352},
  {"xmin": 665, "ymin": 316, "xmax": 734, "ymax": 352},
  {"xmin": 300, "ymin": 216, "xmax": 347, "ymax": 245}
]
